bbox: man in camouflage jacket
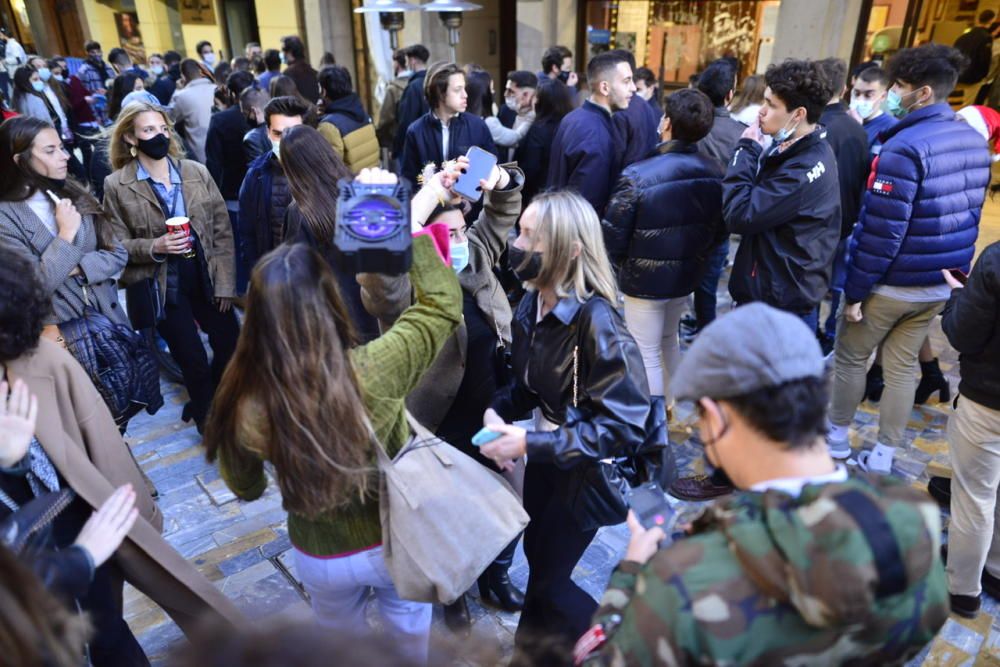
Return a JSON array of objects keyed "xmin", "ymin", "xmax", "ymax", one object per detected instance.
[{"xmin": 579, "ymin": 303, "xmax": 948, "ymax": 666}]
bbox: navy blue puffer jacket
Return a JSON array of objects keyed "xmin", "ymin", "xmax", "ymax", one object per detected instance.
[
  {"xmin": 844, "ymin": 103, "xmax": 990, "ymax": 304},
  {"xmin": 602, "ymin": 141, "xmax": 726, "ymax": 299}
]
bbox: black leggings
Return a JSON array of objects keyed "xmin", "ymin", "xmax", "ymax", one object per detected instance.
[{"xmin": 156, "ymin": 258, "xmax": 239, "ymax": 426}]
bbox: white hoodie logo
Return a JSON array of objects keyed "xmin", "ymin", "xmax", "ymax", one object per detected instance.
[{"xmin": 806, "ymin": 161, "xmax": 826, "ymax": 183}]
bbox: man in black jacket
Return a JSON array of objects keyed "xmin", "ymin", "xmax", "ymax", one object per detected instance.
[
  {"xmin": 391, "ymin": 44, "xmax": 429, "ymax": 161},
  {"xmin": 930, "ymin": 242, "xmax": 1000, "ymax": 619},
  {"xmin": 548, "ymin": 50, "xmax": 635, "ymax": 216},
  {"xmin": 236, "ymin": 96, "xmax": 306, "ymax": 293},
  {"xmin": 399, "ymin": 62, "xmax": 497, "ymax": 188},
  {"xmin": 817, "ymin": 58, "xmax": 871, "ymax": 350},
  {"xmin": 724, "ymin": 59, "xmax": 841, "ymax": 325},
  {"xmin": 206, "ymin": 70, "xmax": 258, "ymax": 293}
]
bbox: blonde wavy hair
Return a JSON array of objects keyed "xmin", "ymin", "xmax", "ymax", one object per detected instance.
[
  {"xmin": 524, "ymin": 190, "xmax": 618, "ymax": 304},
  {"xmin": 106, "ymin": 102, "xmax": 186, "ymax": 171}
]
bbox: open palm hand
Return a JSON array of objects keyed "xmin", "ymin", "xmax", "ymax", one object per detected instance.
[{"xmin": 0, "ymin": 380, "xmax": 38, "ymax": 468}]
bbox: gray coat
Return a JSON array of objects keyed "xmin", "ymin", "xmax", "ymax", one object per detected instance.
[
  {"xmin": 0, "ymin": 199, "xmax": 129, "ymax": 326},
  {"xmin": 14, "ymin": 93, "xmax": 52, "ymax": 124},
  {"xmin": 698, "ymin": 106, "xmax": 747, "ymax": 170},
  {"xmin": 358, "ymin": 167, "xmax": 524, "ymax": 431}
]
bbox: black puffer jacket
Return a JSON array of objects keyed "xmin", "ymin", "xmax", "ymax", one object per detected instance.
[
  {"xmin": 491, "ymin": 291, "xmax": 651, "ymax": 469},
  {"xmin": 942, "ymin": 241, "xmax": 1000, "ymax": 410},
  {"xmin": 603, "ymin": 141, "xmax": 726, "ymax": 299},
  {"xmin": 724, "ymin": 129, "xmax": 841, "ymax": 314}
]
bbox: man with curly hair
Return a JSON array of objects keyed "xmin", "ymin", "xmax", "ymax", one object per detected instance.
[{"xmin": 722, "ymin": 59, "xmax": 841, "ymax": 331}]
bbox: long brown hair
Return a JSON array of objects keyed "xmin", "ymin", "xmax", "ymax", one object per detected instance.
[
  {"xmin": 204, "ymin": 243, "xmax": 372, "ymax": 517},
  {"xmin": 279, "ymin": 124, "xmax": 351, "ymax": 243},
  {"xmin": 0, "ymin": 545, "xmax": 91, "ymax": 667},
  {"xmin": 106, "ymin": 101, "xmax": 186, "ymax": 171},
  {"xmin": 0, "ymin": 115, "xmax": 114, "ymax": 249}
]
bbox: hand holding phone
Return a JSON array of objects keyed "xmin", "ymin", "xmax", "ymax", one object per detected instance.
[
  {"xmin": 946, "ymin": 268, "xmax": 968, "ymax": 286},
  {"xmin": 471, "ymin": 426, "xmax": 502, "ymax": 447},
  {"xmin": 627, "ymin": 482, "xmax": 677, "ymax": 533},
  {"xmin": 453, "ymin": 146, "xmax": 498, "ymax": 202}
]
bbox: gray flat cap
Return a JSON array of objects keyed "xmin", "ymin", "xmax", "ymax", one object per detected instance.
[{"xmin": 670, "ymin": 303, "xmax": 825, "ymax": 402}]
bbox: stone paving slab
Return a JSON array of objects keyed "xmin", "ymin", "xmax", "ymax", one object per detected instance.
[{"xmin": 120, "ymin": 226, "xmax": 1000, "ymax": 666}]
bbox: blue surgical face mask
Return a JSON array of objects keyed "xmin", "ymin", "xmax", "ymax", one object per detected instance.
[
  {"xmin": 886, "ymin": 87, "xmax": 926, "ymax": 118},
  {"xmin": 773, "ymin": 115, "xmax": 800, "ymax": 143},
  {"xmin": 150, "ymin": 64, "xmax": 164, "ymax": 76},
  {"xmin": 37, "ymin": 67, "xmax": 51, "ymax": 82},
  {"xmin": 280, "ymin": 53, "xmax": 287, "ymax": 65},
  {"xmin": 202, "ymin": 52, "xmax": 216, "ymax": 66},
  {"xmin": 31, "ymin": 80, "xmax": 46, "ymax": 93},
  {"xmin": 450, "ymin": 240, "xmax": 470, "ymax": 273},
  {"xmin": 53, "ymin": 74, "xmax": 65, "ymax": 83}
]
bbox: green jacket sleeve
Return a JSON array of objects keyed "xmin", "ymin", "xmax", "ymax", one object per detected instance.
[{"xmin": 352, "ymin": 233, "xmax": 462, "ymax": 400}]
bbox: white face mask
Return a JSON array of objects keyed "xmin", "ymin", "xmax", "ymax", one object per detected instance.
[
  {"xmin": 850, "ymin": 98, "xmax": 876, "ymax": 120},
  {"xmin": 202, "ymin": 52, "xmax": 215, "ymax": 66},
  {"xmin": 271, "ymin": 138, "xmax": 281, "ymax": 159},
  {"xmin": 150, "ymin": 64, "xmax": 164, "ymax": 76},
  {"xmin": 504, "ymin": 95, "xmax": 518, "ymax": 111}
]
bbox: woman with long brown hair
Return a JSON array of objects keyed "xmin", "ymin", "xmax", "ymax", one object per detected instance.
[
  {"xmin": 279, "ymin": 124, "xmax": 378, "ymax": 340},
  {"xmin": 206, "ymin": 167, "xmax": 463, "ymax": 665},
  {"xmin": 103, "ymin": 101, "xmax": 239, "ymax": 434}
]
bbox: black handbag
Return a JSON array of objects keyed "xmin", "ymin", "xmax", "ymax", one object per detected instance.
[
  {"xmin": 563, "ymin": 345, "xmax": 678, "ymax": 531},
  {"xmin": 59, "ymin": 288, "xmax": 164, "ymax": 426},
  {"xmin": 124, "ymin": 266, "xmax": 164, "ymax": 330},
  {"xmin": 0, "ymin": 488, "xmax": 76, "ymax": 555}
]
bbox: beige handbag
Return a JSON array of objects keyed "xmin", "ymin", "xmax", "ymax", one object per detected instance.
[{"xmin": 374, "ymin": 412, "xmax": 530, "ymax": 604}]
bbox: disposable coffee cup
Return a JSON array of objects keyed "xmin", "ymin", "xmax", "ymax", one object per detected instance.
[{"xmin": 165, "ymin": 216, "xmax": 195, "ymax": 258}]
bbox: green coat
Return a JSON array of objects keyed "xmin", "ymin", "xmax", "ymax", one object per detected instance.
[
  {"xmin": 584, "ymin": 474, "xmax": 948, "ymax": 666},
  {"xmin": 218, "ymin": 233, "xmax": 462, "ymax": 556}
]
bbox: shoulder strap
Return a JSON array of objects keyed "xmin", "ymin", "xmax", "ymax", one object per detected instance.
[{"xmin": 832, "ymin": 488, "xmax": 907, "ymax": 598}]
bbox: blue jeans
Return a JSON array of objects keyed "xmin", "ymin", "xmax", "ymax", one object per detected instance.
[
  {"xmin": 800, "ymin": 308, "xmax": 819, "ymax": 334},
  {"xmin": 294, "ymin": 546, "xmax": 432, "ymax": 665},
  {"xmin": 694, "ymin": 240, "xmax": 730, "ymax": 328},
  {"xmin": 823, "ymin": 239, "xmax": 850, "ymax": 338}
]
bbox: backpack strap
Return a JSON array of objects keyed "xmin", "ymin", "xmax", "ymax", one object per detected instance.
[{"xmin": 832, "ymin": 489, "xmax": 907, "ymax": 597}]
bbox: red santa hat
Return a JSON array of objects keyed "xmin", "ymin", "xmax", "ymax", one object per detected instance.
[{"xmin": 957, "ymin": 105, "xmax": 1000, "ymax": 161}]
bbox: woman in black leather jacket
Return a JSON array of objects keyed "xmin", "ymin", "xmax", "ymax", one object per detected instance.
[{"xmin": 480, "ymin": 190, "xmax": 652, "ymax": 652}]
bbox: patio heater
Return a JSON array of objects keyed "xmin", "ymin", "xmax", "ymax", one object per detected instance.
[
  {"xmin": 421, "ymin": 0, "xmax": 483, "ymax": 62},
  {"xmin": 354, "ymin": 0, "xmax": 423, "ymax": 51}
]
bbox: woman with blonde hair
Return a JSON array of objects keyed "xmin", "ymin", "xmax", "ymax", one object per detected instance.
[
  {"xmin": 102, "ymin": 101, "xmax": 239, "ymax": 433},
  {"xmin": 479, "ymin": 190, "xmax": 653, "ymax": 652}
]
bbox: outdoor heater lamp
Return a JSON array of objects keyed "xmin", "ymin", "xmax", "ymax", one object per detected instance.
[
  {"xmin": 354, "ymin": 0, "xmax": 423, "ymax": 50},
  {"xmin": 422, "ymin": 0, "xmax": 483, "ymax": 62}
]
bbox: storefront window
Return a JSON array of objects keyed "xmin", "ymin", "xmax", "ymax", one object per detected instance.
[{"xmin": 584, "ymin": 0, "xmax": 780, "ymax": 86}]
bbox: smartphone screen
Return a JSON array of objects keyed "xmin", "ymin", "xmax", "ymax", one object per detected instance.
[
  {"xmin": 453, "ymin": 146, "xmax": 498, "ymax": 202},
  {"xmin": 627, "ymin": 482, "xmax": 676, "ymax": 533}
]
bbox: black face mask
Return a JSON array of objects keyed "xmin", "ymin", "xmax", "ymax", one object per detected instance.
[
  {"xmin": 508, "ymin": 243, "xmax": 543, "ymax": 282},
  {"xmin": 557, "ymin": 70, "xmax": 571, "ymax": 84},
  {"xmin": 136, "ymin": 133, "xmax": 171, "ymax": 160}
]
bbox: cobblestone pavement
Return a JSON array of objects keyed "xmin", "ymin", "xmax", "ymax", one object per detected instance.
[{"xmin": 124, "ymin": 206, "xmax": 1000, "ymax": 666}]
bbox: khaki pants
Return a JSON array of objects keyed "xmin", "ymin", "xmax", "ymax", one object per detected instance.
[
  {"xmin": 829, "ymin": 293, "xmax": 944, "ymax": 446},
  {"xmin": 946, "ymin": 397, "xmax": 1000, "ymax": 597}
]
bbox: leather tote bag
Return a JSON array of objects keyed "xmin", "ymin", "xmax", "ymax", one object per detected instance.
[{"xmin": 374, "ymin": 412, "xmax": 530, "ymax": 604}]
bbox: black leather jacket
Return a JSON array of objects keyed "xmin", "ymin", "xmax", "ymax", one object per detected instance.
[{"xmin": 491, "ymin": 291, "xmax": 651, "ymax": 470}]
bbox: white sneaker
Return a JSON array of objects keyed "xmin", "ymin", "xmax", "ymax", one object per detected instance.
[
  {"xmin": 827, "ymin": 437, "xmax": 852, "ymax": 460},
  {"xmin": 857, "ymin": 443, "xmax": 895, "ymax": 475}
]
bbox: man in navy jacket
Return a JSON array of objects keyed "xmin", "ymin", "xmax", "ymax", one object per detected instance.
[
  {"xmin": 398, "ymin": 62, "xmax": 497, "ymax": 188},
  {"xmin": 548, "ymin": 50, "xmax": 636, "ymax": 216},
  {"xmin": 391, "ymin": 45, "xmax": 429, "ymax": 161},
  {"xmin": 829, "ymin": 44, "xmax": 990, "ymax": 463}
]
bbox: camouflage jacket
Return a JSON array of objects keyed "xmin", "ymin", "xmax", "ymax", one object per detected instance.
[{"xmin": 582, "ymin": 474, "xmax": 947, "ymax": 666}]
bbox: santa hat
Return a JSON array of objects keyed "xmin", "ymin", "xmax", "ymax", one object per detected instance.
[{"xmin": 957, "ymin": 105, "xmax": 1000, "ymax": 161}]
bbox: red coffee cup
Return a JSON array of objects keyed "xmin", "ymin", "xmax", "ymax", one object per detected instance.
[{"xmin": 165, "ymin": 216, "xmax": 195, "ymax": 258}]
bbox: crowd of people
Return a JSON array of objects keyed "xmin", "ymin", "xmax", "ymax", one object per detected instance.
[{"xmin": 0, "ymin": 22, "xmax": 998, "ymax": 667}]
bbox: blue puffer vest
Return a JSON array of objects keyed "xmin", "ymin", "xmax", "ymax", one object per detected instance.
[{"xmin": 844, "ymin": 103, "xmax": 991, "ymax": 303}]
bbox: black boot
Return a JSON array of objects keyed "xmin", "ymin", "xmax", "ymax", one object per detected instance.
[
  {"xmin": 865, "ymin": 364, "xmax": 885, "ymax": 402},
  {"xmin": 915, "ymin": 358, "xmax": 951, "ymax": 405},
  {"xmin": 443, "ymin": 595, "xmax": 471, "ymax": 634},
  {"xmin": 478, "ymin": 537, "xmax": 525, "ymax": 612}
]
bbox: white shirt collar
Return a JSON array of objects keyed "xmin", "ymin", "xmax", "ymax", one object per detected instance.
[{"xmin": 749, "ymin": 464, "xmax": 848, "ymax": 498}]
